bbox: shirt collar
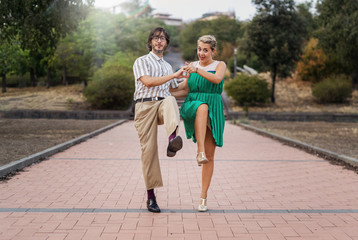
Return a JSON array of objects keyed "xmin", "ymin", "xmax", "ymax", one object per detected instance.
[{"xmin": 150, "ymin": 51, "xmax": 163, "ymax": 62}]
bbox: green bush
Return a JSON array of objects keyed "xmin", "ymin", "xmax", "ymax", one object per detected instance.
[
  {"xmin": 312, "ymin": 75, "xmax": 352, "ymax": 103},
  {"xmin": 84, "ymin": 52, "xmax": 135, "ymax": 110},
  {"xmin": 6, "ymin": 74, "xmax": 32, "ymax": 87},
  {"xmin": 224, "ymin": 74, "xmax": 270, "ymax": 106}
]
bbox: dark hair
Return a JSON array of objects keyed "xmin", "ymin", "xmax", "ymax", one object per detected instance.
[{"xmin": 146, "ymin": 27, "xmax": 170, "ymax": 51}]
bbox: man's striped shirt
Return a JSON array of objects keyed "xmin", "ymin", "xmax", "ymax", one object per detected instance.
[{"xmin": 133, "ymin": 51, "xmax": 178, "ymax": 100}]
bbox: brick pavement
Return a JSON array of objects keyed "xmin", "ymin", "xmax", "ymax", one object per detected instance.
[{"xmin": 0, "ymin": 121, "xmax": 358, "ymax": 240}]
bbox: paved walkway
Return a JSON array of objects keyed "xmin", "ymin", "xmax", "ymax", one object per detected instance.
[{"xmin": 1, "ymin": 121, "xmax": 358, "ymax": 240}]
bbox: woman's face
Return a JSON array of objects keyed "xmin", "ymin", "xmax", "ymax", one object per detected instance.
[{"xmin": 197, "ymin": 41, "xmax": 214, "ymax": 63}]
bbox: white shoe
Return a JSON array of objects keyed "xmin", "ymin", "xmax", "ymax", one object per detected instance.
[
  {"xmin": 197, "ymin": 198, "xmax": 208, "ymax": 212},
  {"xmin": 196, "ymin": 152, "xmax": 208, "ymax": 166}
]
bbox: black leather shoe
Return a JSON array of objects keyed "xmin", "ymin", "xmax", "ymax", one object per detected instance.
[
  {"xmin": 167, "ymin": 136, "xmax": 183, "ymax": 157},
  {"xmin": 147, "ymin": 197, "xmax": 161, "ymax": 213}
]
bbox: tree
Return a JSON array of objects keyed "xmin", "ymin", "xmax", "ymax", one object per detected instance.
[
  {"xmin": 0, "ymin": 0, "xmax": 94, "ymax": 86},
  {"xmin": 0, "ymin": 38, "xmax": 27, "ymax": 92},
  {"xmin": 52, "ymin": 9, "xmax": 120, "ymax": 86},
  {"xmin": 180, "ymin": 17, "xmax": 242, "ymax": 62},
  {"xmin": 51, "ymin": 7, "xmax": 168, "ymax": 88},
  {"xmin": 297, "ymin": 37, "xmax": 327, "ymax": 82},
  {"xmin": 52, "ymin": 38, "xmax": 81, "ymax": 85},
  {"xmin": 0, "ymin": 41, "xmax": 12, "ymax": 93},
  {"xmin": 315, "ymin": 0, "xmax": 358, "ymax": 86},
  {"xmin": 115, "ymin": 17, "xmax": 165, "ymax": 57},
  {"xmin": 180, "ymin": 21, "xmax": 209, "ymax": 61},
  {"xmin": 247, "ymin": 0, "xmax": 306, "ymax": 103},
  {"xmin": 296, "ymin": 1, "xmax": 317, "ymax": 40}
]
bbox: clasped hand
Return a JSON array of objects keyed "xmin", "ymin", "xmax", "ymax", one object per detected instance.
[{"xmin": 174, "ymin": 62, "xmax": 196, "ymax": 79}]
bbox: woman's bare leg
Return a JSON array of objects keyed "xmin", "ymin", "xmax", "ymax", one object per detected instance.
[
  {"xmin": 200, "ymin": 128, "xmax": 216, "ymax": 201},
  {"xmin": 195, "ymin": 104, "xmax": 208, "ymax": 153}
]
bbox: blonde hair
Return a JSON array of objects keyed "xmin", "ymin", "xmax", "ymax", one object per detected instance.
[{"xmin": 198, "ymin": 35, "xmax": 217, "ymax": 51}]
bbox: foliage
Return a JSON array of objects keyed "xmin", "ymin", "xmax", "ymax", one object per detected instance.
[
  {"xmin": 52, "ymin": 38, "xmax": 82, "ymax": 84},
  {"xmin": 5, "ymin": 74, "xmax": 32, "ymax": 88},
  {"xmin": 84, "ymin": 9, "xmax": 120, "ymax": 69},
  {"xmin": 165, "ymin": 25, "xmax": 181, "ymax": 48},
  {"xmin": 179, "ymin": 16, "xmax": 242, "ymax": 62},
  {"xmin": 224, "ymin": 74, "xmax": 270, "ymax": 107},
  {"xmin": 315, "ymin": 0, "xmax": 358, "ymax": 85},
  {"xmin": 0, "ymin": 41, "xmax": 15, "ymax": 76},
  {"xmin": 297, "ymin": 38, "xmax": 327, "ymax": 82},
  {"xmin": 296, "ymin": 2, "xmax": 317, "ymax": 40},
  {"xmin": 180, "ymin": 21, "xmax": 207, "ymax": 61},
  {"xmin": 52, "ymin": 9, "xmax": 119, "ymax": 84},
  {"xmin": 312, "ymin": 75, "xmax": 352, "ymax": 103},
  {"xmin": 0, "ymin": 38, "xmax": 29, "ymax": 91},
  {"xmin": 115, "ymin": 17, "xmax": 167, "ymax": 57},
  {"xmin": 52, "ymin": 8, "xmax": 168, "ymax": 85},
  {"xmin": 84, "ymin": 52, "xmax": 135, "ymax": 110},
  {"xmin": 0, "ymin": 0, "xmax": 94, "ymax": 85},
  {"xmin": 233, "ymin": 21, "xmax": 264, "ymax": 75},
  {"xmin": 247, "ymin": 0, "xmax": 306, "ymax": 103}
]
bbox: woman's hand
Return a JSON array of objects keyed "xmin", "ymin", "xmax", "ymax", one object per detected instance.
[
  {"xmin": 184, "ymin": 61, "xmax": 226, "ymax": 85},
  {"xmin": 184, "ymin": 62, "xmax": 197, "ymax": 74}
]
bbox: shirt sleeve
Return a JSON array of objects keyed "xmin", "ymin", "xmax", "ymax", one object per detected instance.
[
  {"xmin": 170, "ymin": 78, "xmax": 179, "ymax": 88},
  {"xmin": 133, "ymin": 57, "xmax": 150, "ymax": 81}
]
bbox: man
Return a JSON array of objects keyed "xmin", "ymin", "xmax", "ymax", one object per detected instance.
[{"xmin": 133, "ymin": 27, "xmax": 185, "ymax": 213}]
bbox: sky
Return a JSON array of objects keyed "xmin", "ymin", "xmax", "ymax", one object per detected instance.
[{"xmin": 94, "ymin": 0, "xmax": 315, "ymax": 22}]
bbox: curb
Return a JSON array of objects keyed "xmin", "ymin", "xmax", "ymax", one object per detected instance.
[
  {"xmin": 0, "ymin": 109, "xmax": 132, "ymax": 120},
  {"xmin": 226, "ymin": 111, "xmax": 358, "ymax": 122},
  {"xmin": 0, "ymin": 120, "xmax": 127, "ymax": 179},
  {"xmin": 237, "ymin": 123, "xmax": 358, "ymax": 169}
]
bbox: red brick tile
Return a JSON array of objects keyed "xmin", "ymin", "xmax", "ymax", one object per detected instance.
[{"xmin": 0, "ymin": 121, "xmax": 358, "ymax": 239}]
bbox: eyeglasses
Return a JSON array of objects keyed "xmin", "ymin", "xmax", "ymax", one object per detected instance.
[{"xmin": 153, "ymin": 36, "xmax": 166, "ymax": 42}]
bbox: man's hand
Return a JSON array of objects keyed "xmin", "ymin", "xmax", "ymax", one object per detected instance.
[{"xmin": 173, "ymin": 66, "xmax": 189, "ymax": 79}]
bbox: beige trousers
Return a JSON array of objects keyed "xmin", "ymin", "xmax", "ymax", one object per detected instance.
[{"xmin": 134, "ymin": 96, "xmax": 180, "ymax": 190}]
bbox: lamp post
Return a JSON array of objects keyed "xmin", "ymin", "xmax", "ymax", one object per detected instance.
[{"xmin": 234, "ymin": 47, "xmax": 237, "ymax": 77}]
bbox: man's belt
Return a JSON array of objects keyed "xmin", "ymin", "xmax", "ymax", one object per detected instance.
[{"xmin": 135, "ymin": 97, "xmax": 164, "ymax": 103}]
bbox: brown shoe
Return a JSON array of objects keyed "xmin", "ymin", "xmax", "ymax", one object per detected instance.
[{"xmin": 167, "ymin": 136, "xmax": 183, "ymax": 157}]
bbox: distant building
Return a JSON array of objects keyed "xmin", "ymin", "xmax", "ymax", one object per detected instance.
[
  {"xmin": 153, "ymin": 13, "xmax": 183, "ymax": 26},
  {"xmin": 200, "ymin": 11, "xmax": 235, "ymax": 21}
]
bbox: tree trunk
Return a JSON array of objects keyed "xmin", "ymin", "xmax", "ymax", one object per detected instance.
[
  {"xmin": 353, "ymin": 65, "xmax": 358, "ymax": 89},
  {"xmin": 18, "ymin": 75, "xmax": 24, "ymax": 88},
  {"xmin": 30, "ymin": 68, "xmax": 36, "ymax": 86},
  {"xmin": 46, "ymin": 67, "xmax": 51, "ymax": 88},
  {"xmin": 82, "ymin": 79, "xmax": 88, "ymax": 87},
  {"xmin": 62, "ymin": 67, "xmax": 68, "ymax": 85},
  {"xmin": 2, "ymin": 73, "xmax": 6, "ymax": 93},
  {"xmin": 270, "ymin": 68, "xmax": 276, "ymax": 103}
]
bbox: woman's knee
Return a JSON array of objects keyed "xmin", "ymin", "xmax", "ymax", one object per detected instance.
[{"xmin": 197, "ymin": 104, "xmax": 208, "ymax": 115}]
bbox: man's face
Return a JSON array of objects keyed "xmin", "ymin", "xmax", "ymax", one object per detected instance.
[{"xmin": 151, "ymin": 31, "xmax": 167, "ymax": 54}]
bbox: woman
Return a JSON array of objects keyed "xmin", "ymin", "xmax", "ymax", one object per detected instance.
[{"xmin": 170, "ymin": 35, "xmax": 226, "ymax": 212}]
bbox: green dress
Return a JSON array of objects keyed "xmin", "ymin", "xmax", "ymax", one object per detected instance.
[{"xmin": 180, "ymin": 71, "xmax": 225, "ymax": 147}]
